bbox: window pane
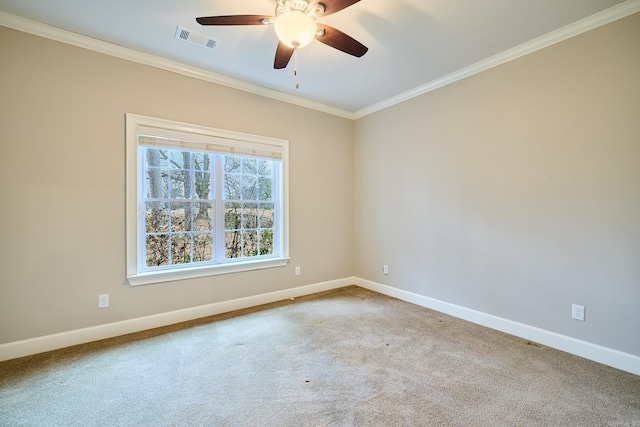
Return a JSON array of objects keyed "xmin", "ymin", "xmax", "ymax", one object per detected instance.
[
  {"xmin": 260, "ymin": 230, "xmax": 274, "ymax": 255},
  {"xmin": 243, "ymin": 203, "xmax": 258, "ymax": 229},
  {"xmin": 258, "ymin": 176, "xmax": 272, "ymax": 200},
  {"xmin": 225, "ymin": 156, "xmax": 241, "ymax": 173},
  {"xmin": 168, "ymin": 150, "xmax": 186, "ymax": 169},
  {"xmin": 193, "ymin": 171, "xmax": 211, "ymax": 199},
  {"xmin": 146, "ymin": 234, "xmax": 169, "ymax": 267},
  {"xmin": 171, "ymin": 202, "xmax": 191, "ymax": 232},
  {"xmin": 171, "ymin": 233, "xmax": 191, "ymax": 265},
  {"xmin": 258, "ymin": 160, "xmax": 272, "ymax": 175},
  {"xmin": 259, "ymin": 204, "xmax": 274, "ymax": 228},
  {"xmin": 146, "ymin": 148, "xmax": 169, "ymax": 168},
  {"xmin": 225, "ymin": 202, "xmax": 241, "ymax": 230},
  {"xmin": 170, "ymin": 170, "xmax": 190, "ymax": 198},
  {"xmin": 193, "ymin": 152, "xmax": 210, "ymax": 171},
  {"xmin": 146, "ymin": 168, "xmax": 168, "ymax": 198},
  {"xmin": 242, "ymin": 175, "xmax": 257, "ymax": 200},
  {"xmin": 145, "ymin": 202, "xmax": 169, "ymax": 233},
  {"xmin": 194, "ymin": 203, "xmax": 213, "ymax": 231},
  {"xmin": 145, "ymin": 149, "xmax": 169, "ymax": 199},
  {"xmin": 242, "ymin": 158, "xmax": 257, "ymax": 174},
  {"xmin": 242, "ymin": 230, "xmax": 258, "ymax": 257},
  {"xmin": 225, "ymin": 231, "xmax": 241, "ymax": 258},
  {"xmin": 193, "ymin": 233, "xmax": 212, "ymax": 262},
  {"xmin": 224, "ymin": 174, "xmax": 240, "ymax": 200}
]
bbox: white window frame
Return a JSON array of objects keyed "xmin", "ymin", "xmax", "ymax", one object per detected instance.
[{"xmin": 125, "ymin": 113, "xmax": 289, "ymax": 286}]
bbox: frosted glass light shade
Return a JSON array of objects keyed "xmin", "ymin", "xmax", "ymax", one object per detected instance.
[{"xmin": 274, "ymin": 11, "xmax": 317, "ymax": 48}]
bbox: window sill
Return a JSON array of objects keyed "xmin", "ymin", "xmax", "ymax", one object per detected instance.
[{"xmin": 127, "ymin": 257, "xmax": 290, "ymax": 286}]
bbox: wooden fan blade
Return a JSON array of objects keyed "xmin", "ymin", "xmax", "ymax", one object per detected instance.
[
  {"xmin": 316, "ymin": 24, "xmax": 368, "ymax": 57},
  {"xmin": 319, "ymin": 0, "xmax": 361, "ymax": 16},
  {"xmin": 274, "ymin": 42, "xmax": 295, "ymax": 69},
  {"xmin": 196, "ymin": 15, "xmax": 272, "ymax": 26}
]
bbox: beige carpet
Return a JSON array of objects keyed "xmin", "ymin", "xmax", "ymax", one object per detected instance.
[{"xmin": 1, "ymin": 286, "xmax": 639, "ymax": 426}]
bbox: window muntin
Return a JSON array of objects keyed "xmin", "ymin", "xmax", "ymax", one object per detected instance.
[
  {"xmin": 126, "ymin": 114, "xmax": 289, "ymax": 286},
  {"xmin": 222, "ymin": 156, "xmax": 276, "ymax": 259},
  {"xmin": 142, "ymin": 147, "xmax": 216, "ymax": 269}
]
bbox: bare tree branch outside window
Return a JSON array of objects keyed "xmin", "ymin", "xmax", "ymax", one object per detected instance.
[{"xmin": 144, "ymin": 149, "xmax": 275, "ymax": 268}]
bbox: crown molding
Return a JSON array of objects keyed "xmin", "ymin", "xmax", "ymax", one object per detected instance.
[
  {"xmin": 0, "ymin": 11, "xmax": 355, "ymax": 120},
  {"xmin": 2, "ymin": 1, "xmax": 638, "ymax": 121},
  {"xmin": 354, "ymin": 0, "xmax": 640, "ymax": 119}
]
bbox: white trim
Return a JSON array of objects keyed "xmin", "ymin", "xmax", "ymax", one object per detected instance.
[
  {"xmin": 353, "ymin": 0, "xmax": 640, "ymax": 119},
  {"xmin": 127, "ymin": 257, "xmax": 291, "ymax": 286},
  {"xmin": 0, "ymin": 11, "xmax": 354, "ymax": 120},
  {"xmin": 132, "ymin": 114, "xmax": 289, "ymax": 149},
  {"xmin": 2, "ymin": 277, "xmax": 638, "ymax": 376},
  {"xmin": 125, "ymin": 113, "xmax": 290, "ymax": 285},
  {"xmin": 355, "ymin": 278, "xmax": 640, "ymax": 376},
  {"xmin": 0, "ymin": 277, "xmax": 355, "ymax": 362},
  {"xmin": 3, "ymin": 2, "xmax": 640, "ymax": 120}
]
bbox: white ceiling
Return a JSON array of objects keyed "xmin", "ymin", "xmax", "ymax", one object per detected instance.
[{"xmin": 0, "ymin": 0, "xmax": 635, "ymax": 116}]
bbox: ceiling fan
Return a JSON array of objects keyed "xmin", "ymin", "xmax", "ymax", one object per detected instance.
[{"xmin": 196, "ymin": 0, "xmax": 368, "ymax": 70}]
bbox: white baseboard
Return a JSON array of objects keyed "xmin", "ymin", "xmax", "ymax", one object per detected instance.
[
  {"xmin": 3, "ymin": 276, "xmax": 638, "ymax": 376},
  {"xmin": 0, "ymin": 277, "xmax": 354, "ymax": 362},
  {"xmin": 356, "ymin": 278, "xmax": 640, "ymax": 376}
]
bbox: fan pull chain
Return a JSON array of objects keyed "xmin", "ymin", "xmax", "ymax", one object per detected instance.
[{"xmin": 294, "ymin": 48, "xmax": 299, "ymax": 90}]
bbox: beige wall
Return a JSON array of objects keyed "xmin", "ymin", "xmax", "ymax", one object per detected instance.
[
  {"xmin": 0, "ymin": 26, "xmax": 353, "ymax": 343},
  {"xmin": 1, "ymin": 13, "xmax": 639, "ymax": 358},
  {"xmin": 354, "ymin": 13, "xmax": 640, "ymax": 356}
]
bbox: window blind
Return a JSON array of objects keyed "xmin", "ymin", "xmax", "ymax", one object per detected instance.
[{"xmin": 137, "ymin": 125, "xmax": 284, "ymax": 161}]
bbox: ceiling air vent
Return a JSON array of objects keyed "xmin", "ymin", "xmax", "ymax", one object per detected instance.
[{"xmin": 174, "ymin": 26, "xmax": 219, "ymax": 50}]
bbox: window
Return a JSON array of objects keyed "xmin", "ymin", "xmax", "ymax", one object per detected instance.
[{"xmin": 126, "ymin": 114, "xmax": 289, "ymax": 286}]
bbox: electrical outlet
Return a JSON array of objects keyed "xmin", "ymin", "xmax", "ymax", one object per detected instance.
[
  {"xmin": 295, "ymin": 266, "xmax": 301, "ymax": 276},
  {"xmin": 571, "ymin": 304, "xmax": 585, "ymax": 321},
  {"xmin": 98, "ymin": 294, "xmax": 109, "ymax": 308},
  {"xmin": 383, "ymin": 265, "xmax": 389, "ymax": 275}
]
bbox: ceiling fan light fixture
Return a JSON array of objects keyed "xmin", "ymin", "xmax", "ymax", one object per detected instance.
[{"xmin": 274, "ymin": 10, "xmax": 317, "ymax": 48}]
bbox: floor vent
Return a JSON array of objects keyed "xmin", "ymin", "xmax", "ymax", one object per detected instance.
[{"xmin": 174, "ymin": 26, "xmax": 219, "ymax": 50}]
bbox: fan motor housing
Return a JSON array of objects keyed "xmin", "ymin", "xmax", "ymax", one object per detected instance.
[{"xmin": 276, "ymin": 0, "xmax": 324, "ymax": 17}]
